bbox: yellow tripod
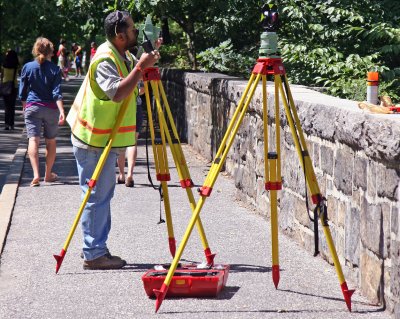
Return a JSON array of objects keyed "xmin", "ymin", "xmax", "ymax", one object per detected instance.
[
  {"xmin": 142, "ymin": 67, "xmax": 215, "ymax": 264},
  {"xmin": 153, "ymin": 57, "xmax": 355, "ymax": 314}
]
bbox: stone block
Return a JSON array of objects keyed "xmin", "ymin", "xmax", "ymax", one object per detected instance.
[
  {"xmin": 320, "ymin": 145, "xmax": 334, "ymax": 176},
  {"xmin": 382, "ymin": 203, "xmax": 391, "ymax": 259},
  {"xmin": 392, "ymin": 206, "xmax": 399, "ymax": 238},
  {"xmin": 327, "ymin": 195, "xmax": 338, "ymax": 226},
  {"xmin": 361, "ymin": 197, "xmax": 383, "ymax": 256},
  {"xmin": 313, "ymin": 142, "xmax": 320, "ymax": 169},
  {"xmin": 334, "ymin": 148, "xmax": 354, "ymax": 196},
  {"xmin": 337, "ymin": 200, "xmax": 346, "ymax": 228},
  {"xmin": 279, "ymin": 190, "xmax": 296, "ymax": 231},
  {"xmin": 360, "ymin": 250, "xmax": 383, "ymax": 304},
  {"xmin": 234, "ymin": 166, "xmax": 244, "ymax": 190},
  {"xmin": 354, "ymin": 156, "xmax": 368, "ymax": 190},
  {"xmin": 336, "ymin": 231, "xmax": 345, "ymax": 260},
  {"xmin": 390, "ymin": 240, "xmax": 400, "ymax": 302},
  {"xmin": 367, "ymin": 161, "xmax": 377, "ymax": 198},
  {"xmin": 376, "ymin": 166, "xmax": 400, "ymax": 201},
  {"xmin": 290, "ymin": 195, "xmax": 311, "ymax": 228},
  {"xmin": 316, "ymin": 172, "xmax": 326, "ymax": 198},
  {"xmin": 281, "ymin": 147, "xmax": 306, "ymax": 197},
  {"xmin": 345, "ymin": 207, "xmax": 360, "ymax": 266}
]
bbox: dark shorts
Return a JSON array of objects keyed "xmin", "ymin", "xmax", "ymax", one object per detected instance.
[{"xmin": 24, "ymin": 105, "xmax": 59, "ymax": 139}]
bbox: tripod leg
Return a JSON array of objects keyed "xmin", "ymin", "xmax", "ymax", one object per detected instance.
[
  {"xmin": 268, "ymin": 154, "xmax": 280, "ymax": 288},
  {"xmin": 264, "ymin": 75, "xmax": 283, "ymax": 288},
  {"xmin": 54, "ymin": 90, "xmax": 135, "ymax": 273},
  {"xmin": 144, "ymin": 82, "xmax": 176, "ymax": 257},
  {"xmin": 276, "ymin": 74, "xmax": 355, "ymax": 311},
  {"xmin": 154, "ymin": 73, "xmax": 263, "ymax": 312},
  {"xmin": 152, "ymin": 79, "xmax": 216, "ymax": 264}
]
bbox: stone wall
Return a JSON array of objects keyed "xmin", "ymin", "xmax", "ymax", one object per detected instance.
[{"xmin": 160, "ymin": 68, "xmax": 400, "ymax": 316}]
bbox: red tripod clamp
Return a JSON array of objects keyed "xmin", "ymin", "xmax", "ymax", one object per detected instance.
[
  {"xmin": 143, "ymin": 67, "xmax": 161, "ymax": 82},
  {"xmin": 252, "ymin": 58, "xmax": 286, "ymax": 76}
]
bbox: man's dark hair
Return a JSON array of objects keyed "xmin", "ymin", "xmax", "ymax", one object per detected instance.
[{"xmin": 104, "ymin": 11, "xmax": 131, "ymax": 40}]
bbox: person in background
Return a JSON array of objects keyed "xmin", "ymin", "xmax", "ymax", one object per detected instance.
[
  {"xmin": 90, "ymin": 41, "xmax": 97, "ymax": 62},
  {"xmin": 72, "ymin": 43, "xmax": 83, "ymax": 77},
  {"xmin": 57, "ymin": 39, "xmax": 69, "ymax": 81},
  {"xmin": 67, "ymin": 10, "xmax": 161, "ymax": 270},
  {"xmin": 116, "ymin": 79, "xmax": 144, "ymax": 187},
  {"xmin": 1, "ymin": 49, "xmax": 19, "ymax": 130},
  {"xmin": 19, "ymin": 37, "xmax": 65, "ymax": 187}
]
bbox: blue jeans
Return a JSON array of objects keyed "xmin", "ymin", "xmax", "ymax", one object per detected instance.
[{"xmin": 73, "ymin": 146, "xmax": 118, "ymax": 261}]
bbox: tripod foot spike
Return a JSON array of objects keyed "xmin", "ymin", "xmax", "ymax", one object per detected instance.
[
  {"xmin": 154, "ymin": 283, "xmax": 168, "ymax": 313},
  {"xmin": 272, "ymin": 265, "xmax": 280, "ymax": 289},
  {"xmin": 204, "ymin": 248, "xmax": 216, "ymax": 266},
  {"xmin": 53, "ymin": 249, "xmax": 66, "ymax": 274},
  {"xmin": 341, "ymin": 282, "xmax": 355, "ymax": 312},
  {"xmin": 168, "ymin": 238, "xmax": 176, "ymax": 257}
]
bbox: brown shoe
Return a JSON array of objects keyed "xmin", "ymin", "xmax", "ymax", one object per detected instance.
[
  {"xmin": 83, "ymin": 254, "xmax": 127, "ymax": 270},
  {"xmin": 80, "ymin": 248, "xmax": 111, "ymax": 259}
]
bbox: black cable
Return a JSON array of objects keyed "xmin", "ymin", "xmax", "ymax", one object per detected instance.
[
  {"xmin": 145, "ymin": 95, "xmax": 165, "ymax": 224},
  {"xmin": 281, "ymin": 74, "xmax": 319, "ymax": 256}
]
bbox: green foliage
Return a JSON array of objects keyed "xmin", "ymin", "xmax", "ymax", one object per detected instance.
[
  {"xmin": 197, "ymin": 40, "xmax": 254, "ymax": 77},
  {"xmin": 277, "ymin": 0, "xmax": 400, "ymax": 100},
  {"xmin": 2, "ymin": 0, "xmax": 400, "ymax": 101}
]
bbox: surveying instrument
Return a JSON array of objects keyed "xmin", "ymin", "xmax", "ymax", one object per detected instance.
[{"xmin": 151, "ymin": 3, "xmax": 355, "ymax": 313}]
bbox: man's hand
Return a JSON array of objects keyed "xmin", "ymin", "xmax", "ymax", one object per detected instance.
[
  {"xmin": 137, "ymin": 50, "xmax": 161, "ymax": 69},
  {"xmin": 155, "ymin": 37, "xmax": 163, "ymax": 50}
]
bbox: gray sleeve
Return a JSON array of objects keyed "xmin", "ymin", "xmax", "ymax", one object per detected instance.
[{"xmin": 95, "ymin": 60, "xmax": 122, "ymax": 100}]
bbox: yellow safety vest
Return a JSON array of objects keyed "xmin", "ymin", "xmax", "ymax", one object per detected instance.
[{"xmin": 67, "ymin": 42, "xmax": 137, "ymax": 148}]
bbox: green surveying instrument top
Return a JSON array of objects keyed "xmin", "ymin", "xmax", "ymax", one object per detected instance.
[
  {"xmin": 138, "ymin": 15, "xmax": 161, "ymax": 55},
  {"xmin": 259, "ymin": 3, "xmax": 280, "ymax": 58}
]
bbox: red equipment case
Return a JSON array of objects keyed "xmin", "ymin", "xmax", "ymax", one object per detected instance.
[
  {"xmin": 142, "ymin": 264, "xmax": 230, "ymax": 298},
  {"xmin": 389, "ymin": 106, "xmax": 400, "ymax": 113}
]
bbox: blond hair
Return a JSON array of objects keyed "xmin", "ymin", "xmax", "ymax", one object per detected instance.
[{"xmin": 32, "ymin": 37, "xmax": 54, "ymax": 64}]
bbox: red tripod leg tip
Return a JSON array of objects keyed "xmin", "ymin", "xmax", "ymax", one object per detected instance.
[
  {"xmin": 53, "ymin": 249, "xmax": 66, "ymax": 274},
  {"xmin": 168, "ymin": 238, "xmax": 176, "ymax": 257},
  {"xmin": 154, "ymin": 283, "xmax": 168, "ymax": 313},
  {"xmin": 204, "ymin": 248, "xmax": 216, "ymax": 266},
  {"xmin": 341, "ymin": 282, "xmax": 355, "ymax": 312},
  {"xmin": 272, "ymin": 265, "xmax": 280, "ymax": 289}
]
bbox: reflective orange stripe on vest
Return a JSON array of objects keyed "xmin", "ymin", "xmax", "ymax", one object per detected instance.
[{"xmin": 78, "ymin": 117, "xmax": 136, "ymax": 134}]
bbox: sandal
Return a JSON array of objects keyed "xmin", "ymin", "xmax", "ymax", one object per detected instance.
[
  {"xmin": 125, "ymin": 177, "xmax": 134, "ymax": 188},
  {"xmin": 44, "ymin": 172, "xmax": 58, "ymax": 183},
  {"xmin": 30, "ymin": 178, "xmax": 40, "ymax": 187},
  {"xmin": 116, "ymin": 176, "xmax": 125, "ymax": 184}
]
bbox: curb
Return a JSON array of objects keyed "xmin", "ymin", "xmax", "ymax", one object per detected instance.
[{"xmin": 0, "ymin": 131, "xmax": 27, "ymax": 258}]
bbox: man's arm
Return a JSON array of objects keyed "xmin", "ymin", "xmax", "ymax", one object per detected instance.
[{"xmin": 113, "ymin": 51, "xmax": 160, "ymax": 102}]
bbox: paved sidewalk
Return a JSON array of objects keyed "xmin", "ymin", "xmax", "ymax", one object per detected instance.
[{"xmin": 0, "ymin": 78, "xmax": 392, "ymax": 319}]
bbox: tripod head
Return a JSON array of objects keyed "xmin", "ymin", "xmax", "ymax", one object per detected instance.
[{"xmin": 259, "ymin": 3, "xmax": 280, "ymax": 58}]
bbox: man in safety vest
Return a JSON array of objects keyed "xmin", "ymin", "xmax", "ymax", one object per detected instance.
[{"xmin": 67, "ymin": 10, "xmax": 161, "ymax": 270}]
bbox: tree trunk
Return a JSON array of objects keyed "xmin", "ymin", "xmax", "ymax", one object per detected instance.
[
  {"xmin": 185, "ymin": 22, "xmax": 197, "ymax": 69},
  {"xmin": 161, "ymin": 16, "xmax": 171, "ymax": 44}
]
